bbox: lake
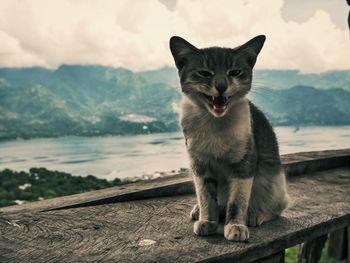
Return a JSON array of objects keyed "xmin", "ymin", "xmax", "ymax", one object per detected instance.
[{"xmin": 0, "ymin": 126, "xmax": 350, "ymax": 180}]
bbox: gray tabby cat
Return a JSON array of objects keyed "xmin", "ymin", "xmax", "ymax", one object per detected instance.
[{"xmin": 169, "ymin": 35, "xmax": 290, "ymax": 241}]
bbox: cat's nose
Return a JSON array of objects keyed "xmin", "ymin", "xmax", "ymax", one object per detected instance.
[
  {"xmin": 215, "ymin": 78, "xmax": 228, "ymax": 95},
  {"xmin": 216, "ymin": 84, "xmax": 227, "ymax": 95}
]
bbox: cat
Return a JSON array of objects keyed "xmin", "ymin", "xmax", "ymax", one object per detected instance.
[{"xmin": 169, "ymin": 35, "xmax": 290, "ymax": 241}]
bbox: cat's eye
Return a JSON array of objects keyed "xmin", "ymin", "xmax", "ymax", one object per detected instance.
[
  {"xmin": 228, "ymin": 69, "xmax": 242, "ymax": 77},
  {"xmin": 196, "ymin": 70, "xmax": 214, "ymax": 78}
]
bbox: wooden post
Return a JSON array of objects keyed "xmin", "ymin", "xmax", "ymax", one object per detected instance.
[
  {"xmin": 347, "ymin": 227, "xmax": 350, "ymax": 263},
  {"xmin": 297, "ymin": 235, "xmax": 327, "ymax": 263},
  {"xmin": 253, "ymin": 250, "xmax": 285, "ymax": 263},
  {"xmin": 328, "ymin": 227, "xmax": 347, "ymax": 261}
]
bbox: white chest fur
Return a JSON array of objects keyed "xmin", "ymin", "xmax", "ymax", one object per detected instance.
[{"xmin": 181, "ymin": 98, "xmax": 251, "ymax": 163}]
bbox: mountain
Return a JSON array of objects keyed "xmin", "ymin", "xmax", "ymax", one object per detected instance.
[
  {"xmin": 250, "ymin": 86, "xmax": 350, "ymax": 126},
  {"xmin": 253, "ymin": 70, "xmax": 350, "ymax": 91},
  {"xmin": 137, "ymin": 66, "xmax": 180, "ymax": 87},
  {"xmin": 138, "ymin": 67, "xmax": 350, "ymax": 91},
  {"xmin": 0, "ymin": 65, "xmax": 349, "ymax": 141},
  {"xmin": 0, "ymin": 65, "xmax": 180, "ymax": 140}
]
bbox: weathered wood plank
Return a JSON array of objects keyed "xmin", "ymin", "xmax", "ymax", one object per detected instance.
[
  {"xmin": 328, "ymin": 227, "xmax": 347, "ymax": 260},
  {"xmin": 281, "ymin": 148, "xmax": 350, "ymax": 177},
  {"xmin": 0, "ymin": 167, "xmax": 349, "ymax": 263},
  {"xmin": 297, "ymin": 235, "xmax": 327, "ymax": 263},
  {"xmin": 1, "ymin": 149, "xmax": 349, "ymax": 214}
]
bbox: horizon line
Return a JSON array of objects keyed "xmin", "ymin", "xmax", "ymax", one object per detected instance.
[{"xmin": 0, "ymin": 64, "xmax": 349, "ymax": 74}]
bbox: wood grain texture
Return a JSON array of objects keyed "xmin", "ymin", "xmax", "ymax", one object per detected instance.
[
  {"xmin": 1, "ymin": 149, "xmax": 349, "ymax": 215},
  {"xmin": 0, "ymin": 166, "xmax": 349, "ymax": 263}
]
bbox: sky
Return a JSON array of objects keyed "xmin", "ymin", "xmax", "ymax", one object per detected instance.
[{"xmin": 0, "ymin": 0, "xmax": 349, "ymax": 73}]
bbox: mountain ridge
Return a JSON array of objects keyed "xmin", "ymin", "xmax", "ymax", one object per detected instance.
[{"xmin": 0, "ymin": 65, "xmax": 349, "ymax": 141}]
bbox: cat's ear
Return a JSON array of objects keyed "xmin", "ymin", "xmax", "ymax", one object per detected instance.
[
  {"xmin": 238, "ymin": 35, "xmax": 266, "ymax": 68},
  {"xmin": 169, "ymin": 36, "xmax": 200, "ymax": 71}
]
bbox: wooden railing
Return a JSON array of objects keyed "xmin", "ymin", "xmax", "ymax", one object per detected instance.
[{"xmin": 0, "ymin": 149, "xmax": 349, "ymax": 263}]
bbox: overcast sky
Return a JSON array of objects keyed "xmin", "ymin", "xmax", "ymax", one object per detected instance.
[{"xmin": 0, "ymin": 0, "xmax": 349, "ymax": 73}]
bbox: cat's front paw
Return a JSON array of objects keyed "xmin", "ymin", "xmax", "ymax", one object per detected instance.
[
  {"xmin": 224, "ymin": 223, "xmax": 249, "ymax": 241},
  {"xmin": 193, "ymin": 220, "xmax": 218, "ymax": 236}
]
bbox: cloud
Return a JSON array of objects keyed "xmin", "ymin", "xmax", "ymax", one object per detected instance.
[{"xmin": 0, "ymin": 0, "xmax": 348, "ymax": 73}]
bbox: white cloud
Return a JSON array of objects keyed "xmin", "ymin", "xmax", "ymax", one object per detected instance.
[{"xmin": 0, "ymin": 0, "xmax": 348, "ymax": 73}]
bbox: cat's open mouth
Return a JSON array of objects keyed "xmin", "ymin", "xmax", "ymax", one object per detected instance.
[{"xmin": 204, "ymin": 95, "xmax": 230, "ymax": 114}]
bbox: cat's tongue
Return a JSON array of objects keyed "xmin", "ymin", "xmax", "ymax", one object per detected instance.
[{"xmin": 211, "ymin": 96, "xmax": 228, "ymax": 113}]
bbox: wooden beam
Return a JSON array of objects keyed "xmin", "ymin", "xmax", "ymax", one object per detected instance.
[
  {"xmin": 282, "ymin": 148, "xmax": 350, "ymax": 177},
  {"xmin": 347, "ymin": 226, "xmax": 350, "ymax": 263},
  {"xmin": 298, "ymin": 235, "xmax": 327, "ymax": 263},
  {"xmin": 253, "ymin": 251, "xmax": 285, "ymax": 263},
  {"xmin": 328, "ymin": 227, "xmax": 347, "ymax": 260}
]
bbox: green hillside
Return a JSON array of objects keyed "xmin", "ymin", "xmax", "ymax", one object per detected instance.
[
  {"xmin": 0, "ymin": 65, "xmax": 349, "ymax": 141},
  {"xmin": 0, "ymin": 65, "xmax": 180, "ymax": 140},
  {"xmin": 0, "ymin": 167, "xmax": 132, "ymax": 208},
  {"xmin": 250, "ymin": 86, "xmax": 350, "ymax": 126}
]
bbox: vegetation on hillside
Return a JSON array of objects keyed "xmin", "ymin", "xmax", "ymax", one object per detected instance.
[
  {"xmin": 0, "ymin": 167, "xmax": 132, "ymax": 208},
  {"xmin": 250, "ymin": 85, "xmax": 350, "ymax": 126},
  {"xmin": 0, "ymin": 66, "xmax": 349, "ymax": 141}
]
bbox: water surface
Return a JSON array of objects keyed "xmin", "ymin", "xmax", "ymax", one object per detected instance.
[{"xmin": 0, "ymin": 126, "xmax": 349, "ymax": 179}]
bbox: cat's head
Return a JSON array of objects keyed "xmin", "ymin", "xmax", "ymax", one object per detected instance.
[{"xmin": 169, "ymin": 35, "xmax": 265, "ymax": 117}]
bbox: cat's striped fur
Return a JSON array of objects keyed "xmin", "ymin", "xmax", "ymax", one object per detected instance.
[{"xmin": 169, "ymin": 35, "xmax": 289, "ymax": 241}]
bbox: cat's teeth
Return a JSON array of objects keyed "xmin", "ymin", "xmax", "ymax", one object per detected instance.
[{"xmin": 211, "ymin": 96, "xmax": 215, "ymax": 101}]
